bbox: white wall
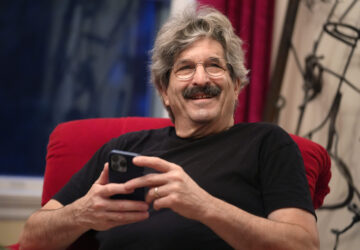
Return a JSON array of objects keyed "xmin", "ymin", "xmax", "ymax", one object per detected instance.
[
  {"xmin": 276, "ymin": 1, "xmax": 360, "ymax": 250},
  {"xmin": 0, "ymin": 176, "xmax": 42, "ymax": 246}
]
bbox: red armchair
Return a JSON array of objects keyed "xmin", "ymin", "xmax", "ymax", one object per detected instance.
[{"xmin": 10, "ymin": 117, "xmax": 331, "ymax": 249}]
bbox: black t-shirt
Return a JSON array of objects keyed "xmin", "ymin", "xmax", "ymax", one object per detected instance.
[{"xmin": 54, "ymin": 122, "xmax": 314, "ymax": 249}]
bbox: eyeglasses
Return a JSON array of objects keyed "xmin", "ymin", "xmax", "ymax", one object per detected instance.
[{"xmin": 173, "ymin": 57, "xmax": 229, "ymax": 80}]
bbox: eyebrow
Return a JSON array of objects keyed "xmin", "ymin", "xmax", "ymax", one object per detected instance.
[
  {"xmin": 175, "ymin": 59, "xmax": 193, "ymax": 65},
  {"xmin": 175, "ymin": 57, "xmax": 222, "ymax": 64}
]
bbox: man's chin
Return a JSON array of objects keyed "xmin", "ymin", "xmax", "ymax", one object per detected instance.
[{"xmin": 188, "ymin": 109, "xmax": 218, "ymax": 123}]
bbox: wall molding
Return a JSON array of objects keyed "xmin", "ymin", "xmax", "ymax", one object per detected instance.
[{"xmin": 0, "ymin": 176, "xmax": 43, "ymax": 220}]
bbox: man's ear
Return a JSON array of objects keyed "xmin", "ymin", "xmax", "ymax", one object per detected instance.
[
  {"xmin": 234, "ymin": 79, "xmax": 242, "ymax": 96},
  {"xmin": 159, "ymin": 86, "xmax": 170, "ymax": 106}
]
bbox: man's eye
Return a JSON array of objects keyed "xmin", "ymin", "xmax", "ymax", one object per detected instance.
[
  {"xmin": 209, "ymin": 63, "xmax": 221, "ymax": 68},
  {"xmin": 206, "ymin": 62, "xmax": 222, "ymax": 69},
  {"xmin": 177, "ymin": 65, "xmax": 193, "ymax": 71}
]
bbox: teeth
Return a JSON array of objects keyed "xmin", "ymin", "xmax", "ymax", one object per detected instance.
[{"xmin": 193, "ymin": 95, "xmax": 210, "ymax": 99}]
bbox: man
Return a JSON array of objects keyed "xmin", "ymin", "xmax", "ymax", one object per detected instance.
[{"xmin": 20, "ymin": 6, "xmax": 319, "ymax": 250}]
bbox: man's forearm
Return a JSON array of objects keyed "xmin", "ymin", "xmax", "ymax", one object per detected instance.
[
  {"xmin": 20, "ymin": 204, "xmax": 88, "ymax": 250},
  {"xmin": 199, "ymin": 196, "xmax": 319, "ymax": 250}
]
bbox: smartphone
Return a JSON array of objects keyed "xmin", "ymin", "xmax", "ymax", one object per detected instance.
[{"xmin": 108, "ymin": 149, "xmax": 144, "ymax": 200}]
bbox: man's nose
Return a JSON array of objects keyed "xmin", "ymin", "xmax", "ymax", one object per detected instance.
[{"xmin": 192, "ymin": 64, "xmax": 209, "ymax": 85}]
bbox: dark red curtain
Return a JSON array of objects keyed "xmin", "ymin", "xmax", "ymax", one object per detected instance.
[{"xmin": 198, "ymin": 0, "xmax": 275, "ymax": 123}]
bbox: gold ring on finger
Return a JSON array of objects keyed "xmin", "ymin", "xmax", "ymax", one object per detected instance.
[{"xmin": 154, "ymin": 187, "xmax": 160, "ymax": 198}]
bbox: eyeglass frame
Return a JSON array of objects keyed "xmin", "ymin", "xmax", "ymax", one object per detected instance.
[{"xmin": 171, "ymin": 57, "xmax": 232, "ymax": 80}]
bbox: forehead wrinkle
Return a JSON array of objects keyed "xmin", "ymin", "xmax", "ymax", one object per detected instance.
[{"xmin": 175, "ymin": 38, "xmax": 225, "ymax": 62}]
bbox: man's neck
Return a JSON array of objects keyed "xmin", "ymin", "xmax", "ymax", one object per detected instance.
[{"xmin": 174, "ymin": 118, "xmax": 234, "ymax": 139}]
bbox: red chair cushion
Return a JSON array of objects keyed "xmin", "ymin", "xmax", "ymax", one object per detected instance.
[
  {"xmin": 42, "ymin": 117, "xmax": 173, "ymax": 206},
  {"xmin": 43, "ymin": 117, "xmax": 330, "ymax": 210},
  {"xmin": 9, "ymin": 118, "xmax": 330, "ymax": 250},
  {"xmin": 290, "ymin": 134, "xmax": 331, "ymax": 209}
]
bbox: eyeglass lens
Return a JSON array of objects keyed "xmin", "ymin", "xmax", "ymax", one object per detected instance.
[{"xmin": 174, "ymin": 58, "xmax": 227, "ymax": 79}]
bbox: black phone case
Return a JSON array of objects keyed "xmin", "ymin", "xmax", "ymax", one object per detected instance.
[{"xmin": 108, "ymin": 150, "xmax": 145, "ymax": 200}]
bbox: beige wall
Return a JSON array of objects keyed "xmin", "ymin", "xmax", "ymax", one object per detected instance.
[
  {"xmin": 276, "ymin": 1, "xmax": 360, "ymax": 250},
  {"xmin": 0, "ymin": 176, "xmax": 42, "ymax": 247},
  {"xmin": 0, "ymin": 220, "xmax": 25, "ymax": 246}
]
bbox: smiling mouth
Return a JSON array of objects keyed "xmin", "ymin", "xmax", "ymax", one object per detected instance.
[
  {"xmin": 183, "ymin": 85, "xmax": 221, "ymax": 100},
  {"xmin": 190, "ymin": 93, "xmax": 214, "ymax": 99}
]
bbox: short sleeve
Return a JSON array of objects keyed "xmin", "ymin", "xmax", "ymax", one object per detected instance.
[
  {"xmin": 259, "ymin": 127, "xmax": 315, "ymax": 217},
  {"xmin": 52, "ymin": 139, "xmax": 116, "ymax": 205}
]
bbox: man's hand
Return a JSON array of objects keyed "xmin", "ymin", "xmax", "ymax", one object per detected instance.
[
  {"xmin": 72, "ymin": 163, "xmax": 150, "ymax": 231},
  {"xmin": 20, "ymin": 163, "xmax": 149, "ymax": 249},
  {"xmin": 20, "ymin": 163, "xmax": 150, "ymax": 250},
  {"xmin": 124, "ymin": 156, "xmax": 319, "ymax": 250},
  {"xmin": 124, "ymin": 156, "xmax": 214, "ymax": 221}
]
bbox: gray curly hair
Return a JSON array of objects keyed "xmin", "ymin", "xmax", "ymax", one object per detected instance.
[{"xmin": 150, "ymin": 5, "xmax": 249, "ymax": 93}]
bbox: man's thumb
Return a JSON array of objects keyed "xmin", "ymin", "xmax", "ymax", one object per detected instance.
[{"xmin": 95, "ymin": 163, "xmax": 109, "ymax": 185}]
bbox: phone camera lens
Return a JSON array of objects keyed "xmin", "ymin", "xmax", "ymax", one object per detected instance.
[
  {"xmin": 119, "ymin": 158, "xmax": 127, "ymax": 167},
  {"xmin": 111, "ymin": 155, "xmax": 127, "ymax": 172}
]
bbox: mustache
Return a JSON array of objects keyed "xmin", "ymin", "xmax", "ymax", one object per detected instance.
[{"xmin": 182, "ymin": 85, "xmax": 221, "ymax": 99}]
